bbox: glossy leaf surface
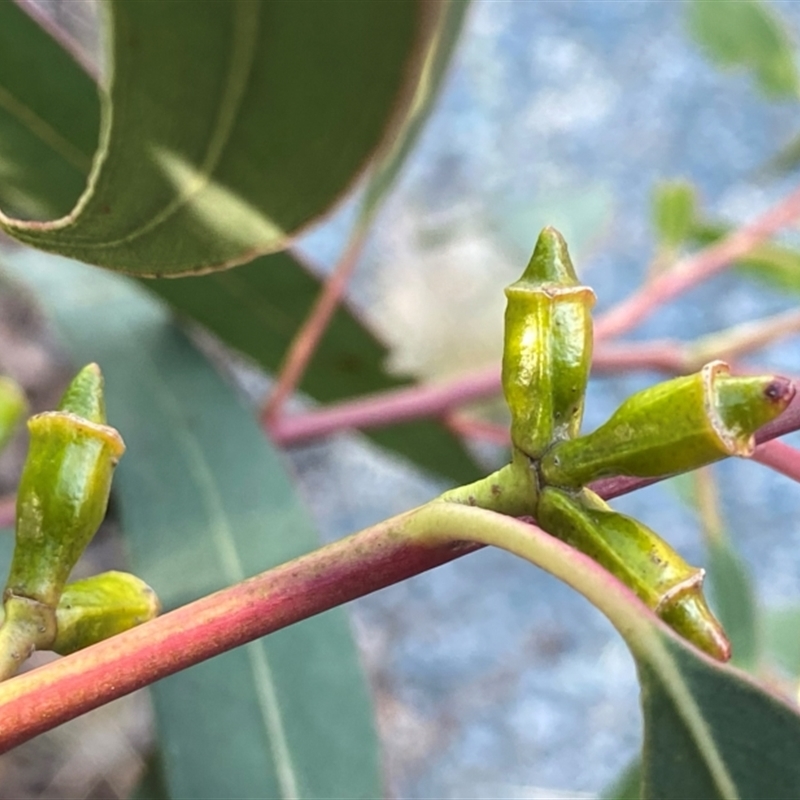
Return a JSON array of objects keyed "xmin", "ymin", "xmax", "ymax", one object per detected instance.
[
  {"xmin": 0, "ymin": 0, "xmax": 434, "ymax": 274},
  {"xmin": 0, "ymin": 0, "xmax": 99, "ymax": 221},
  {"xmin": 1, "ymin": 251, "xmax": 381, "ymax": 799}
]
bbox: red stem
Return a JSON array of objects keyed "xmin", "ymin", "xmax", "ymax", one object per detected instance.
[
  {"xmin": 0, "ymin": 496, "xmax": 14, "ymax": 530},
  {"xmin": 594, "ymin": 184, "xmax": 800, "ymax": 341},
  {"xmin": 268, "ymin": 342, "xmax": 687, "ymax": 446},
  {"xmin": 0, "ymin": 518, "xmax": 479, "ymax": 752},
  {"xmin": 262, "ymin": 228, "xmax": 369, "ymax": 424},
  {"xmin": 751, "ymin": 439, "xmax": 800, "ymax": 484}
]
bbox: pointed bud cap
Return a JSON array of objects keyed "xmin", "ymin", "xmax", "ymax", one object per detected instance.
[
  {"xmin": 509, "ymin": 227, "xmax": 580, "ymax": 292},
  {"xmin": 58, "ymin": 363, "xmax": 106, "ymax": 424}
]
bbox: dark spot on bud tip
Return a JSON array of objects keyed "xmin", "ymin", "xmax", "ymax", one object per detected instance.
[
  {"xmin": 490, "ymin": 484, "xmax": 502, "ymax": 496},
  {"xmin": 764, "ymin": 377, "xmax": 794, "ymax": 404},
  {"xmin": 468, "ymin": 495, "xmax": 477, "ymax": 506}
]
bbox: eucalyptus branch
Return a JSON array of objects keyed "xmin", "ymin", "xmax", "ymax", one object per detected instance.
[
  {"xmin": 262, "ymin": 225, "xmax": 369, "ymax": 424},
  {"xmin": 751, "ymin": 440, "xmax": 800, "ymax": 485},
  {"xmin": 0, "ymin": 498, "xmax": 675, "ymax": 754},
  {"xmin": 594, "ymin": 184, "xmax": 800, "ymax": 341}
]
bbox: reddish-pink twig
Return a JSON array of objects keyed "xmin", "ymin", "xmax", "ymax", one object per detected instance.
[
  {"xmin": 269, "ymin": 365, "xmax": 501, "ymax": 445},
  {"xmin": 0, "ymin": 496, "xmax": 14, "ymax": 530},
  {"xmin": 594, "ymin": 184, "xmax": 800, "ymax": 341},
  {"xmin": 445, "ymin": 413, "xmax": 509, "ymax": 446},
  {"xmin": 262, "ymin": 228, "xmax": 369, "ymax": 424},
  {"xmin": 751, "ymin": 439, "xmax": 800, "ymax": 484},
  {"xmin": 267, "ymin": 343, "xmax": 690, "ymax": 446}
]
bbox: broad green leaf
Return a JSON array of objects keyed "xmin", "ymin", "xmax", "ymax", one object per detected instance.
[
  {"xmin": 651, "ymin": 180, "xmax": 697, "ymax": 251},
  {"xmin": 359, "ymin": 0, "xmax": 471, "ymax": 224},
  {"xmin": 0, "ymin": 251, "xmax": 382, "ymax": 799},
  {"xmin": 765, "ymin": 605, "xmax": 800, "ymax": 675},
  {"xmin": 0, "ymin": 0, "xmax": 99, "ymax": 221},
  {"xmin": 144, "ymin": 255, "xmax": 482, "ymax": 484},
  {"xmin": 705, "ymin": 538, "xmax": 759, "ymax": 670},
  {"xmin": 687, "ymin": 0, "xmax": 800, "ymax": 99},
  {"xmin": 638, "ymin": 632, "xmax": 800, "ymax": 799},
  {"xmin": 0, "ymin": 0, "xmax": 436, "ymax": 274},
  {"xmin": 601, "ymin": 759, "xmax": 642, "ymax": 800},
  {"xmin": 691, "ymin": 221, "xmax": 800, "ymax": 292}
]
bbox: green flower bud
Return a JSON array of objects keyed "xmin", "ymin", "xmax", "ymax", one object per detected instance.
[
  {"xmin": 502, "ymin": 227, "xmax": 595, "ymax": 458},
  {"xmin": 0, "ymin": 376, "xmax": 27, "ymax": 454},
  {"xmin": 540, "ymin": 361, "xmax": 794, "ymax": 488},
  {"xmin": 53, "ymin": 571, "xmax": 160, "ymax": 656},
  {"xmin": 5, "ymin": 365, "xmax": 125, "ymax": 608},
  {"xmin": 537, "ymin": 486, "xmax": 730, "ymax": 661}
]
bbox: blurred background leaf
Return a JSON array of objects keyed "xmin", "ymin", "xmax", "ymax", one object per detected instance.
[
  {"xmin": 687, "ymin": 0, "xmax": 800, "ymax": 99},
  {"xmin": 0, "ymin": 250, "xmax": 382, "ymax": 800}
]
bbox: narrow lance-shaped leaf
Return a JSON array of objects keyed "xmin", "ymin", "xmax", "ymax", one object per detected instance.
[
  {"xmin": 0, "ymin": 250, "xmax": 382, "ymax": 800},
  {"xmin": 0, "ymin": 0, "xmax": 439, "ymax": 274}
]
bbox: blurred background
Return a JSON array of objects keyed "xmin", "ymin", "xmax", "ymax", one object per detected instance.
[{"xmin": 2, "ymin": 1, "xmax": 800, "ymax": 797}]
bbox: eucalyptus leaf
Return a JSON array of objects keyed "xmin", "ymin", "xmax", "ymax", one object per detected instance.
[
  {"xmin": 651, "ymin": 180, "xmax": 697, "ymax": 251},
  {"xmin": 0, "ymin": 251, "xmax": 382, "ymax": 799},
  {"xmin": 687, "ymin": 0, "xmax": 800, "ymax": 99},
  {"xmin": 0, "ymin": 0, "xmax": 436, "ymax": 274},
  {"xmin": 601, "ymin": 758, "xmax": 641, "ymax": 800},
  {"xmin": 638, "ymin": 631, "xmax": 800, "ymax": 799},
  {"xmin": 705, "ymin": 538, "xmax": 759, "ymax": 670},
  {"xmin": 359, "ymin": 0, "xmax": 471, "ymax": 224},
  {"xmin": 764, "ymin": 605, "xmax": 800, "ymax": 676},
  {"xmin": 0, "ymin": 0, "xmax": 99, "ymax": 220}
]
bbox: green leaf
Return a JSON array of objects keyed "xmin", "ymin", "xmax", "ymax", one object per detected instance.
[
  {"xmin": 651, "ymin": 180, "xmax": 697, "ymax": 251},
  {"xmin": 691, "ymin": 221, "xmax": 800, "ymax": 293},
  {"xmin": 601, "ymin": 759, "xmax": 642, "ymax": 800},
  {"xmin": 0, "ymin": 0, "xmax": 436, "ymax": 274},
  {"xmin": 687, "ymin": 0, "xmax": 800, "ymax": 99},
  {"xmin": 638, "ymin": 632, "xmax": 800, "ymax": 799},
  {"xmin": 764, "ymin": 605, "xmax": 800, "ymax": 675},
  {"xmin": 143, "ymin": 254, "xmax": 482, "ymax": 484},
  {"xmin": 0, "ymin": 251, "xmax": 382, "ymax": 799},
  {"xmin": 359, "ymin": 0, "xmax": 471, "ymax": 224},
  {"xmin": 0, "ymin": 0, "xmax": 99, "ymax": 220},
  {"xmin": 705, "ymin": 538, "xmax": 759, "ymax": 670}
]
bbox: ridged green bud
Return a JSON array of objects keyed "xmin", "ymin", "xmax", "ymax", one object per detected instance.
[
  {"xmin": 540, "ymin": 361, "xmax": 794, "ymax": 488},
  {"xmin": 502, "ymin": 227, "xmax": 595, "ymax": 458},
  {"xmin": 537, "ymin": 486, "xmax": 730, "ymax": 661},
  {"xmin": 53, "ymin": 571, "xmax": 160, "ymax": 656},
  {"xmin": 0, "ymin": 376, "xmax": 27, "ymax": 454},
  {"xmin": 5, "ymin": 365, "xmax": 125, "ymax": 608}
]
